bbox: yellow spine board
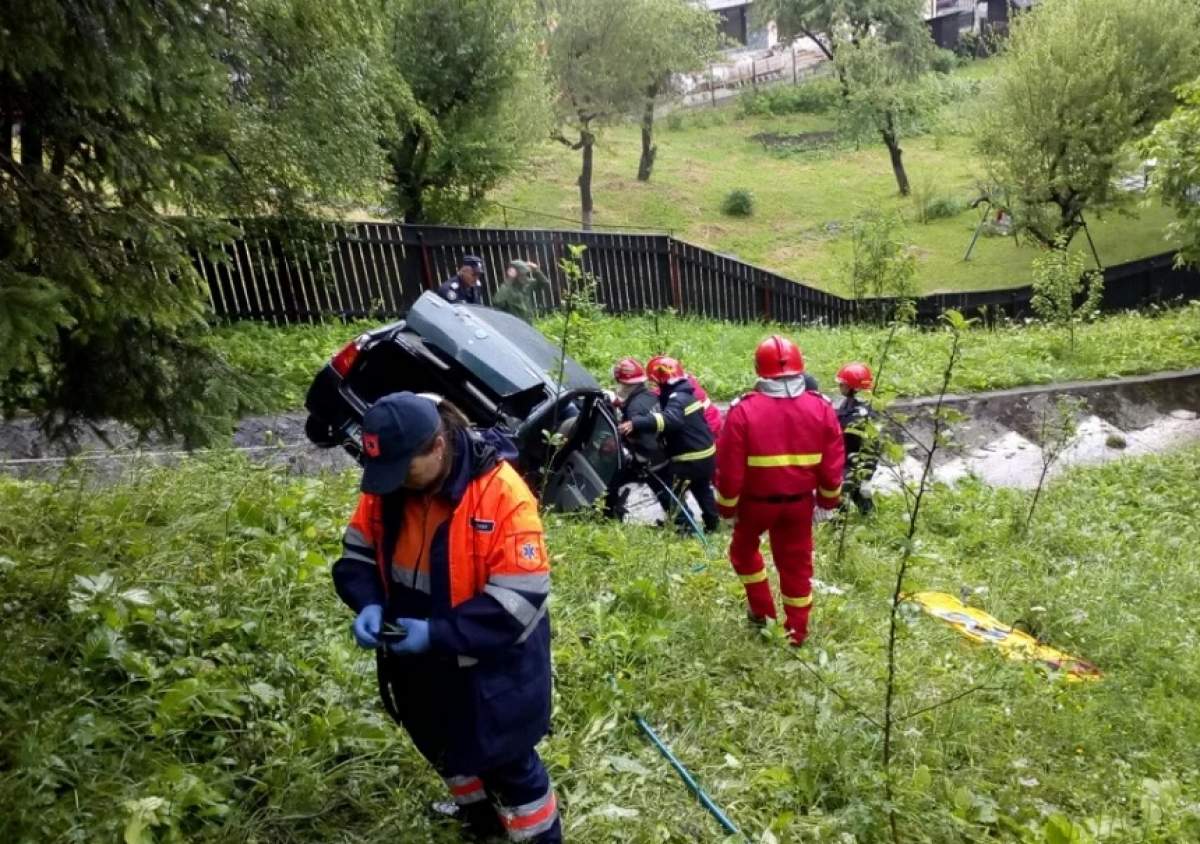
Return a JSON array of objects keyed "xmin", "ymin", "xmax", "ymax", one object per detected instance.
[{"xmin": 904, "ymin": 591, "xmax": 1101, "ymax": 683}]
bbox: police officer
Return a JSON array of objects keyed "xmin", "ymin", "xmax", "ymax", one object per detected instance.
[
  {"xmin": 606, "ymin": 357, "xmax": 675, "ymax": 521},
  {"xmin": 436, "ymin": 255, "xmax": 486, "ymax": 304},
  {"xmin": 715, "ymin": 336, "xmax": 845, "ymax": 645},
  {"xmin": 619, "ymin": 355, "xmax": 720, "ymax": 534},
  {"xmin": 835, "ymin": 362, "xmax": 879, "ymax": 515},
  {"xmin": 331, "ymin": 392, "xmax": 561, "ymax": 842}
]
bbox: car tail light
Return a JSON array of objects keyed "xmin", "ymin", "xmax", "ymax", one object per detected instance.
[{"xmin": 330, "ymin": 337, "xmax": 364, "ymax": 377}]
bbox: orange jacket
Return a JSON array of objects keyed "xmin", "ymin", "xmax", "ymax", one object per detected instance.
[
  {"xmin": 332, "ymin": 429, "xmax": 552, "ymax": 772},
  {"xmin": 714, "ymin": 384, "xmax": 846, "ymax": 517}
]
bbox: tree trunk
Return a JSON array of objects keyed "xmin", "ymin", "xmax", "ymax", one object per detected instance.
[
  {"xmin": 637, "ymin": 84, "xmax": 658, "ymax": 182},
  {"xmin": 19, "ymin": 118, "xmax": 43, "ymax": 175},
  {"xmin": 881, "ymin": 115, "xmax": 909, "ymax": 197},
  {"xmin": 578, "ymin": 125, "xmax": 595, "ymax": 230},
  {"xmin": 1, "ymin": 114, "xmax": 12, "ymax": 175}
]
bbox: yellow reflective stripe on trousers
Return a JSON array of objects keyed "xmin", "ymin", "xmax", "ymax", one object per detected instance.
[
  {"xmin": 747, "ymin": 453, "xmax": 822, "ymax": 467},
  {"xmin": 715, "ymin": 491, "xmax": 740, "ymax": 507},
  {"xmin": 653, "ymin": 413, "xmax": 665, "ymax": 433},
  {"xmin": 782, "ymin": 594, "xmax": 813, "ymax": 608},
  {"xmin": 739, "ymin": 570, "xmax": 769, "ymax": 584},
  {"xmin": 684, "ymin": 401, "xmax": 703, "ymax": 415},
  {"xmin": 673, "ymin": 445, "xmax": 716, "ymax": 462},
  {"xmin": 818, "ymin": 485, "xmax": 842, "ymax": 498}
]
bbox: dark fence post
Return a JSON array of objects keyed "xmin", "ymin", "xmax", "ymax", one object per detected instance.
[
  {"xmin": 418, "ymin": 230, "xmax": 434, "ymax": 290},
  {"xmin": 668, "ymin": 239, "xmax": 683, "ymax": 312}
]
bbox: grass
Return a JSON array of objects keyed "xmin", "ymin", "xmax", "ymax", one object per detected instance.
[
  {"xmin": 2, "ymin": 443, "xmax": 1199, "ymax": 841},
  {"xmin": 484, "ymin": 60, "xmax": 1179, "ymax": 295},
  {"xmin": 208, "ymin": 301, "xmax": 1200, "ymax": 413}
]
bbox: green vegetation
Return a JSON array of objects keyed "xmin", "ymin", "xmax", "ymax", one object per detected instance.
[
  {"xmin": 720, "ymin": 188, "xmax": 755, "ymax": 217},
  {"xmin": 976, "ymin": 0, "xmax": 1200, "ymax": 249},
  {"xmin": 485, "ymin": 60, "xmax": 1182, "ymax": 294},
  {"xmin": 210, "ymin": 302, "xmax": 1200, "ymax": 413},
  {"xmin": 3, "ymin": 443, "xmax": 1199, "ymax": 841},
  {"xmin": 1144, "ymin": 78, "xmax": 1200, "ymax": 268}
]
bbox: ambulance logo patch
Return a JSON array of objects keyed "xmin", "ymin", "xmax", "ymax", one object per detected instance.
[
  {"xmin": 363, "ymin": 432, "xmax": 381, "ymax": 458},
  {"xmin": 521, "ymin": 542, "xmax": 537, "ymax": 561}
]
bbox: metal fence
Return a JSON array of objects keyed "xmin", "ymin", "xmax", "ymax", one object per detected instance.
[{"xmin": 197, "ymin": 220, "xmax": 1200, "ymax": 327}]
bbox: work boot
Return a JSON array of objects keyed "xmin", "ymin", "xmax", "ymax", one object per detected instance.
[
  {"xmin": 747, "ymin": 609, "xmax": 769, "ymax": 628},
  {"xmin": 429, "ymin": 800, "xmax": 504, "ymax": 841},
  {"xmin": 783, "ymin": 605, "xmax": 811, "ymax": 647}
]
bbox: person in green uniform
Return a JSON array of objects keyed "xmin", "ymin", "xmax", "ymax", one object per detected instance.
[{"xmin": 492, "ymin": 259, "xmax": 551, "ymax": 322}]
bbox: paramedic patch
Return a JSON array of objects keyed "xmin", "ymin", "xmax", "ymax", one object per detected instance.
[{"xmin": 511, "ymin": 533, "xmax": 548, "ymax": 571}]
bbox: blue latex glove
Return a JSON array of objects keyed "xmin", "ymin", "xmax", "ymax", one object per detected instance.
[
  {"xmin": 386, "ymin": 618, "xmax": 432, "ymax": 655},
  {"xmin": 352, "ymin": 604, "xmax": 383, "ymax": 649}
]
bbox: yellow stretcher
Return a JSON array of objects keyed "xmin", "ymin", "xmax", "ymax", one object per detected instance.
[{"xmin": 905, "ymin": 591, "xmax": 1101, "ymax": 682}]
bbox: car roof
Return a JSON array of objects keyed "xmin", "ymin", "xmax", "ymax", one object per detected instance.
[{"xmin": 405, "ymin": 292, "xmax": 599, "ymax": 398}]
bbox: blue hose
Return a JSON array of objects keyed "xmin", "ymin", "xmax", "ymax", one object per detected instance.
[
  {"xmin": 635, "ymin": 713, "xmax": 742, "ymax": 838},
  {"xmin": 645, "ymin": 469, "xmax": 713, "ymax": 556}
]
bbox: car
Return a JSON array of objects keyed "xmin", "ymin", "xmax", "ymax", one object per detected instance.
[{"xmin": 304, "ymin": 291, "xmax": 626, "ymax": 511}]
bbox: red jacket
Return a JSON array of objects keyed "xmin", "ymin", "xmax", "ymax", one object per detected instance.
[
  {"xmin": 714, "ymin": 383, "xmax": 846, "ymax": 518},
  {"xmin": 685, "ymin": 374, "xmax": 723, "ymax": 439}
]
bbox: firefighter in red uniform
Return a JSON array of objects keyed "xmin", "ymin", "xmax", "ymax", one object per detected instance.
[
  {"xmin": 715, "ymin": 336, "xmax": 845, "ymax": 645},
  {"xmin": 684, "ymin": 371, "xmax": 723, "ymax": 440}
]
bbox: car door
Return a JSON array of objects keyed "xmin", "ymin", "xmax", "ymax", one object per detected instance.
[{"xmin": 541, "ymin": 396, "xmax": 624, "ymax": 512}]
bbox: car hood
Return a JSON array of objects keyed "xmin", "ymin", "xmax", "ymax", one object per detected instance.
[{"xmin": 405, "ymin": 292, "xmax": 598, "ymax": 398}]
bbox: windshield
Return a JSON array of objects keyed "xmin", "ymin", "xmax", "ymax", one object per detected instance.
[{"xmin": 405, "ymin": 292, "xmax": 597, "ymax": 397}]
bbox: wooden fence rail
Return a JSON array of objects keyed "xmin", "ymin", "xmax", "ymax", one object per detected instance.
[{"xmin": 196, "ymin": 220, "xmax": 1199, "ymax": 327}]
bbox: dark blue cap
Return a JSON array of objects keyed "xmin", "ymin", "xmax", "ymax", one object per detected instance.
[
  {"xmin": 462, "ymin": 255, "xmax": 485, "ymax": 276},
  {"xmin": 360, "ymin": 392, "xmax": 441, "ymax": 494}
]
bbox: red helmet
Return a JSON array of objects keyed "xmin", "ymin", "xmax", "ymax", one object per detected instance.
[
  {"xmin": 754, "ymin": 335, "xmax": 804, "ymax": 379},
  {"xmin": 612, "ymin": 356, "xmax": 646, "ymax": 384},
  {"xmin": 646, "ymin": 355, "xmax": 685, "ymax": 386},
  {"xmin": 836, "ymin": 362, "xmax": 874, "ymax": 391}
]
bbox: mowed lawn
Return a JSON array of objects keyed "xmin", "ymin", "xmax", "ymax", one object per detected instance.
[{"xmin": 486, "ymin": 63, "xmax": 1178, "ymax": 295}]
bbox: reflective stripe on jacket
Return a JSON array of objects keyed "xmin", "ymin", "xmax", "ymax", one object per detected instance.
[
  {"xmin": 331, "ymin": 428, "xmax": 551, "ymax": 772},
  {"xmin": 714, "ymin": 387, "xmax": 846, "ymax": 516},
  {"xmin": 630, "ymin": 378, "xmax": 715, "ymax": 463}
]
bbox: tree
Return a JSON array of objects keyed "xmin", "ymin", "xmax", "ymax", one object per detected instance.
[
  {"xmin": 544, "ymin": 0, "xmax": 712, "ymax": 227},
  {"xmin": 633, "ymin": 0, "xmax": 720, "ymax": 182},
  {"xmin": 977, "ymin": 0, "xmax": 1200, "ymax": 249},
  {"xmin": 384, "ymin": 0, "xmax": 549, "ymax": 223},
  {"xmin": 760, "ymin": 0, "xmax": 933, "ymax": 195},
  {"xmin": 1030, "ymin": 238, "xmax": 1103, "ymax": 351},
  {"xmin": 1144, "ymin": 79, "xmax": 1200, "ymax": 268},
  {"xmin": 844, "ymin": 211, "xmax": 917, "ymax": 323},
  {"xmin": 0, "ymin": 1, "xmax": 403, "ymax": 444}
]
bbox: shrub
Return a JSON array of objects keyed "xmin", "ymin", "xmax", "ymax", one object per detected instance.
[
  {"xmin": 736, "ymin": 77, "xmax": 841, "ymax": 118},
  {"xmin": 911, "ymin": 181, "xmax": 967, "ymax": 223},
  {"xmin": 664, "ymin": 111, "xmax": 684, "ymax": 132},
  {"xmin": 931, "ymin": 47, "xmax": 959, "ymax": 74},
  {"xmin": 720, "ymin": 188, "xmax": 755, "ymax": 217}
]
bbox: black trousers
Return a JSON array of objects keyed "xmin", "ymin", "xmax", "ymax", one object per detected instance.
[{"xmin": 670, "ymin": 456, "xmax": 720, "ymax": 532}]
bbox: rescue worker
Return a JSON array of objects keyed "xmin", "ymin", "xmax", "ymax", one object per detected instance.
[
  {"xmin": 835, "ymin": 362, "xmax": 879, "ymax": 515},
  {"xmin": 436, "ymin": 255, "xmax": 486, "ymax": 305},
  {"xmin": 331, "ymin": 392, "xmax": 561, "ymax": 842},
  {"xmin": 683, "ymin": 370, "xmax": 723, "ymax": 439},
  {"xmin": 715, "ymin": 336, "xmax": 845, "ymax": 646},
  {"xmin": 619, "ymin": 355, "xmax": 720, "ymax": 534},
  {"xmin": 493, "ymin": 259, "xmax": 552, "ymax": 322},
  {"xmin": 605, "ymin": 357, "xmax": 675, "ymax": 520}
]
